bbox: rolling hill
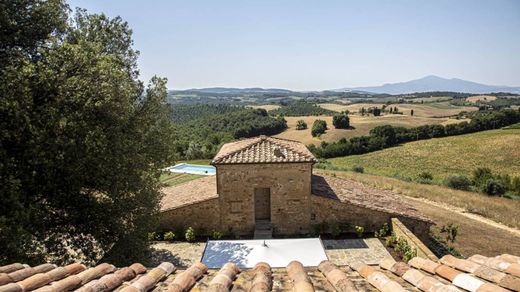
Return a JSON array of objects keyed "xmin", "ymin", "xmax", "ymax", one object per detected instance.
[
  {"xmin": 327, "ymin": 128, "xmax": 520, "ymax": 183},
  {"xmin": 337, "ymin": 75, "xmax": 520, "ymax": 94}
]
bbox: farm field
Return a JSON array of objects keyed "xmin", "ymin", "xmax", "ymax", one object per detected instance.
[
  {"xmin": 466, "ymin": 95, "xmax": 497, "ymax": 103},
  {"xmin": 316, "ymin": 169, "xmax": 520, "ymax": 256},
  {"xmin": 319, "ymin": 102, "xmax": 477, "ymax": 117},
  {"xmin": 274, "ymin": 114, "xmax": 467, "ymax": 145},
  {"xmin": 249, "ymin": 104, "xmax": 281, "ymax": 111},
  {"xmin": 327, "ymin": 128, "xmax": 520, "ymax": 183}
]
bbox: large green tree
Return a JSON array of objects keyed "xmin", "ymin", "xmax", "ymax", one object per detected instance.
[{"xmin": 0, "ymin": 1, "xmax": 176, "ymax": 265}]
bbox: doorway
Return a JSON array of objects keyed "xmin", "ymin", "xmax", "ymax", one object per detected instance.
[{"xmin": 254, "ymin": 188, "xmax": 271, "ymax": 221}]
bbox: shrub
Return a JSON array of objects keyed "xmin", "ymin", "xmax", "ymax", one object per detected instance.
[
  {"xmin": 147, "ymin": 232, "xmax": 158, "ymax": 241},
  {"xmin": 164, "ymin": 231, "xmax": 176, "ymax": 241},
  {"xmin": 473, "ymin": 167, "xmax": 493, "ymax": 188},
  {"xmin": 318, "ymin": 222, "xmax": 329, "ymax": 234},
  {"xmin": 311, "ymin": 224, "xmax": 322, "ymax": 237},
  {"xmin": 372, "ymin": 107, "xmax": 382, "ymax": 116},
  {"xmin": 355, "ymin": 226, "xmax": 364, "ymax": 238},
  {"xmin": 385, "ymin": 232, "xmax": 397, "ymax": 247},
  {"xmin": 211, "ymin": 230, "xmax": 223, "ymax": 240},
  {"xmin": 394, "ymin": 237, "xmax": 408, "ymax": 253},
  {"xmin": 185, "ymin": 227, "xmax": 196, "ymax": 242},
  {"xmin": 332, "ymin": 112, "xmax": 350, "ymax": 129},
  {"xmin": 440, "ymin": 223, "xmax": 458, "ymax": 243},
  {"xmin": 512, "ymin": 177, "xmax": 520, "ymax": 196},
  {"xmin": 375, "ymin": 223, "xmax": 390, "ymax": 238},
  {"xmin": 296, "ymin": 120, "xmax": 307, "ymax": 130},
  {"xmin": 352, "ymin": 165, "xmax": 364, "ymax": 173},
  {"xmin": 417, "ymin": 172, "xmax": 433, "ymax": 181},
  {"xmin": 311, "ymin": 120, "xmax": 327, "ymax": 137},
  {"xmin": 403, "ymin": 247, "xmax": 417, "ymax": 263},
  {"xmin": 483, "ymin": 179, "xmax": 506, "ymax": 196},
  {"xmin": 444, "ymin": 175, "xmax": 471, "ymax": 190},
  {"xmin": 330, "ymin": 223, "xmax": 341, "ymax": 238}
]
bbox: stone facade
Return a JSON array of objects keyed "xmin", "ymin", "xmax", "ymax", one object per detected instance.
[
  {"xmin": 159, "ymin": 136, "xmax": 432, "ymax": 240},
  {"xmin": 311, "ymin": 195, "xmax": 431, "ymax": 241},
  {"xmin": 216, "ymin": 163, "xmax": 313, "ymax": 235},
  {"xmin": 160, "ymin": 198, "xmax": 220, "ymax": 233}
]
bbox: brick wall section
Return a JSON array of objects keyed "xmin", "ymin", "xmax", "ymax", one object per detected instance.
[
  {"xmin": 391, "ymin": 218, "xmax": 438, "ymax": 261},
  {"xmin": 311, "ymin": 196, "xmax": 432, "ymax": 241},
  {"xmin": 216, "ymin": 163, "xmax": 313, "ymax": 235},
  {"xmin": 159, "ymin": 198, "xmax": 221, "ymax": 232}
]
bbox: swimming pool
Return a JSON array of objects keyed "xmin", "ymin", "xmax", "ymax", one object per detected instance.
[{"xmin": 165, "ymin": 163, "xmax": 216, "ymax": 176}]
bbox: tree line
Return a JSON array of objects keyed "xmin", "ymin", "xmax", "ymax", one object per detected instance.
[
  {"xmin": 171, "ymin": 106, "xmax": 287, "ymax": 159},
  {"xmin": 309, "ymin": 109, "xmax": 520, "ymax": 158},
  {"xmin": 269, "ymin": 101, "xmax": 336, "ymax": 116}
]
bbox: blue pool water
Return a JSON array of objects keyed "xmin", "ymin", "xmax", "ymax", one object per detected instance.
[{"xmin": 166, "ymin": 163, "xmax": 216, "ymax": 175}]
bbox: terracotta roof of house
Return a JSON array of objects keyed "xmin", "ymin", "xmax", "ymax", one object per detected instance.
[
  {"xmin": 1, "ymin": 253, "xmax": 518, "ymax": 291},
  {"xmin": 312, "ymin": 175, "xmax": 432, "ymax": 223},
  {"xmin": 160, "ymin": 176, "xmax": 218, "ymax": 211},
  {"xmin": 211, "ymin": 136, "xmax": 316, "ymax": 165}
]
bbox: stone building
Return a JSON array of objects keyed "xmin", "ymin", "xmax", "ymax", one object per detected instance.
[{"xmin": 160, "ymin": 136, "xmax": 432, "ymax": 239}]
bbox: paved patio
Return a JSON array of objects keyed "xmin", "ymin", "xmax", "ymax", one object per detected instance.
[
  {"xmin": 148, "ymin": 237, "xmax": 391, "ymax": 268},
  {"xmin": 149, "ymin": 242, "xmax": 206, "ymax": 268},
  {"xmin": 322, "ymin": 238, "xmax": 391, "ymax": 266}
]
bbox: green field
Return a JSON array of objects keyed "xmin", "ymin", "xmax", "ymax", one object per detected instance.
[
  {"xmin": 159, "ymin": 160, "xmax": 212, "ymax": 187},
  {"xmin": 160, "ymin": 172, "xmax": 204, "ymax": 187},
  {"xmin": 328, "ymin": 128, "xmax": 520, "ymax": 183}
]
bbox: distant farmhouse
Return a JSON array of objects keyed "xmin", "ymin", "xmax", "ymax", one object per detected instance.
[{"xmin": 160, "ymin": 136, "xmax": 432, "ymax": 240}]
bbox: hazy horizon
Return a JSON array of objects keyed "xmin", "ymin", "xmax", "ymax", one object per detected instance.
[{"xmin": 68, "ymin": 0, "xmax": 520, "ymax": 91}]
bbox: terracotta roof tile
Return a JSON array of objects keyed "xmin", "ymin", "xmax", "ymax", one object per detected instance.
[
  {"xmin": 211, "ymin": 136, "xmax": 316, "ymax": 165},
  {"xmin": 160, "ymin": 176, "xmax": 218, "ymax": 211},
  {"xmin": 3, "ymin": 254, "xmax": 519, "ymax": 291},
  {"xmin": 312, "ymin": 175, "xmax": 432, "ymax": 223}
]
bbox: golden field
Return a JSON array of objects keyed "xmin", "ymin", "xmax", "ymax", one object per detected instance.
[
  {"xmin": 274, "ymin": 114, "xmax": 468, "ymax": 145},
  {"xmin": 319, "ymin": 102, "xmax": 478, "ymax": 117}
]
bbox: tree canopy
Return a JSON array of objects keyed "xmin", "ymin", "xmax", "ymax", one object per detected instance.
[
  {"xmin": 0, "ymin": 1, "xmax": 176, "ymax": 265},
  {"xmin": 332, "ymin": 112, "xmax": 350, "ymax": 129},
  {"xmin": 169, "ymin": 105, "xmax": 287, "ymax": 159},
  {"xmin": 269, "ymin": 101, "xmax": 335, "ymax": 116},
  {"xmin": 311, "ymin": 120, "xmax": 327, "ymax": 137}
]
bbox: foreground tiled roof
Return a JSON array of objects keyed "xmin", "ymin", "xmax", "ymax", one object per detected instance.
[
  {"xmin": 312, "ymin": 175, "xmax": 432, "ymax": 222},
  {"xmin": 211, "ymin": 136, "xmax": 316, "ymax": 165},
  {"xmin": 1, "ymin": 253, "xmax": 519, "ymax": 291},
  {"xmin": 161, "ymin": 176, "xmax": 217, "ymax": 211}
]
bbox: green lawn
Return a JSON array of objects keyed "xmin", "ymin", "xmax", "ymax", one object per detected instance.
[
  {"xmin": 425, "ymin": 103, "xmax": 459, "ymax": 109},
  {"xmin": 328, "ymin": 128, "xmax": 520, "ymax": 183},
  {"xmin": 176, "ymin": 159, "xmax": 212, "ymax": 165},
  {"xmin": 159, "ymin": 172, "xmax": 204, "ymax": 187},
  {"xmin": 503, "ymin": 123, "xmax": 520, "ymax": 130}
]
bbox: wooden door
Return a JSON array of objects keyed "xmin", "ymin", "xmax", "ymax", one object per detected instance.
[{"xmin": 254, "ymin": 188, "xmax": 271, "ymax": 221}]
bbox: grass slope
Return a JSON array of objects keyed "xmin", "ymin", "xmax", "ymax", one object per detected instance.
[
  {"xmin": 160, "ymin": 173, "xmax": 204, "ymax": 187},
  {"xmin": 317, "ymin": 170, "xmax": 520, "ymax": 256},
  {"xmin": 328, "ymin": 128, "xmax": 520, "ymax": 183}
]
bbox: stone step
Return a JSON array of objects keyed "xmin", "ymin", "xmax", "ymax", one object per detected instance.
[
  {"xmin": 255, "ymin": 220, "xmax": 272, "ymax": 230},
  {"xmin": 254, "ymin": 229, "xmax": 273, "ymax": 239}
]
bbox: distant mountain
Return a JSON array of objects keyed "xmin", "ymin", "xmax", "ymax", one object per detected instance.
[
  {"xmin": 336, "ymin": 75, "xmax": 520, "ymax": 94},
  {"xmin": 171, "ymin": 87, "xmax": 295, "ymax": 95}
]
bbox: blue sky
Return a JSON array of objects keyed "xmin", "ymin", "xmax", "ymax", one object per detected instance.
[{"xmin": 68, "ymin": 0, "xmax": 520, "ymax": 90}]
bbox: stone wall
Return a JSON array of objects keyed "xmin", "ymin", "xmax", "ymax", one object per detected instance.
[
  {"xmin": 311, "ymin": 195, "xmax": 432, "ymax": 240},
  {"xmin": 216, "ymin": 163, "xmax": 313, "ymax": 235},
  {"xmin": 391, "ymin": 218, "xmax": 438, "ymax": 261},
  {"xmin": 159, "ymin": 198, "xmax": 220, "ymax": 233}
]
